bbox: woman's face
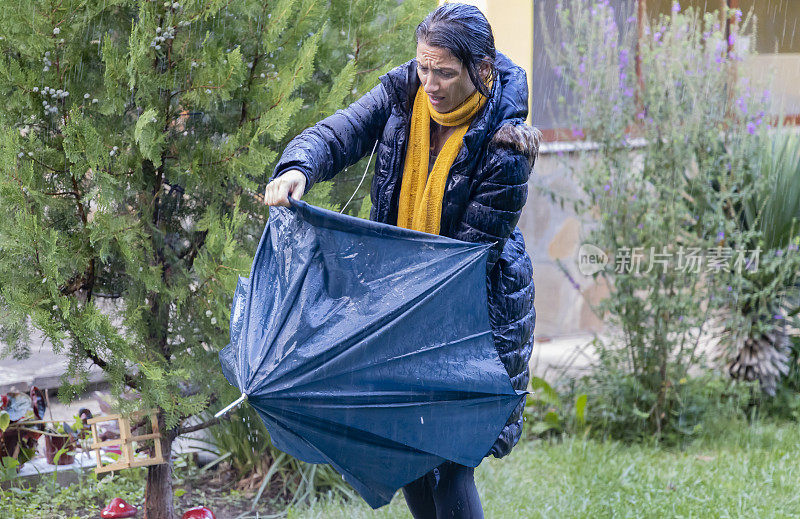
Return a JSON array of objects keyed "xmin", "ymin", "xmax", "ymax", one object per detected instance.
[{"xmin": 416, "ymin": 41, "xmax": 488, "ymax": 114}]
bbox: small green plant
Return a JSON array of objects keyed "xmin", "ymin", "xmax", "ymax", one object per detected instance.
[
  {"xmin": 0, "ymin": 467, "xmax": 146, "ymax": 519},
  {"xmin": 522, "ymin": 376, "xmax": 588, "ymax": 438},
  {"xmin": 0, "ymin": 456, "xmax": 20, "ymax": 482},
  {"xmin": 52, "ymin": 416, "xmax": 85, "ymax": 437},
  {"xmin": 522, "ymin": 377, "xmax": 563, "ymax": 437},
  {"xmin": 757, "ymin": 334, "xmax": 800, "ymax": 420},
  {"xmin": 0, "ymin": 389, "xmax": 46, "ymax": 471},
  {"xmin": 574, "ymin": 363, "xmax": 756, "ymax": 445},
  {"xmin": 712, "ymin": 132, "xmax": 800, "ymax": 395}
]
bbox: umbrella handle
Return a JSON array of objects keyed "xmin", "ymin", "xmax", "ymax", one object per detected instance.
[{"xmin": 214, "ymin": 392, "xmax": 247, "ymax": 418}]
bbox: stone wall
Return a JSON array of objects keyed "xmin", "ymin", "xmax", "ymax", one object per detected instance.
[{"xmin": 518, "ymin": 148, "xmax": 609, "ymax": 339}]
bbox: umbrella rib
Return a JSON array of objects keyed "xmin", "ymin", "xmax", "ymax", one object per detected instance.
[
  {"xmin": 246, "ymin": 248, "xmax": 315, "ymax": 387},
  {"xmin": 259, "ymin": 403, "xmax": 448, "ymax": 459},
  {"xmin": 237, "ymin": 225, "xmax": 279, "ymax": 386},
  {"xmin": 260, "ymin": 409, "xmax": 336, "ymax": 463},
  {"xmin": 257, "ymin": 393, "xmax": 515, "ymax": 469},
  {"xmin": 257, "ymin": 247, "xmax": 490, "ymax": 393},
  {"xmin": 264, "ymin": 392, "xmax": 518, "ymax": 409},
  {"xmin": 261, "ymin": 331, "xmax": 496, "ymax": 397}
]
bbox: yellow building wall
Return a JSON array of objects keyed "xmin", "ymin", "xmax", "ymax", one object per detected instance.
[
  {"xmin": 744, "ymin": 54, "xmax": 800, "ymax": 116},
  {"xmin": 448, "ymin": 0, "xmax": 800, "ymax": 125},
  {"xmin": 441, "ymin": 0, "xmax": 534, "ymax": 125}
]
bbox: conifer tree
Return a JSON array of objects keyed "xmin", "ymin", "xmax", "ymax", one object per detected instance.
[
  {"xmin": 300, "ymin": 0, "xmax": 436, "ymax": 215},
  {"xmin": 0, "ymin": 1, "xmax": 429, "ymax": 517}
]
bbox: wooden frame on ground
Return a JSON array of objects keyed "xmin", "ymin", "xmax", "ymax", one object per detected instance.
[{"xmin": 87, "ymin": 409, "xmax": 163, "ymax": 474}]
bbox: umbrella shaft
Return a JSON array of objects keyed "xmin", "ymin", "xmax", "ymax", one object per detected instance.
[{"xmin": 215, "ymin": 392, "xmax": 247, "ymax": 418}]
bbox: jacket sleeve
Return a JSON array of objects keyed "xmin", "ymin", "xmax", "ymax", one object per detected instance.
[
  {"xmin": 271, "ymin": 83, "xmax": 391, "ymax": 190},
  {"xmin": 453, "ymin": 146, "xmax": 532, "ymax": 272}
]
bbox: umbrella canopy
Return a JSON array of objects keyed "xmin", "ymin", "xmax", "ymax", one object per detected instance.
[{"xmin": 219, "ymin": 199, "xmax": 527, "ymax": 509}]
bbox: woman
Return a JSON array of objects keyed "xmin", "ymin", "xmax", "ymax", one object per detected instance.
[{"xmin": 264, "ymin": 3, "xmax": 539, "ymax": 517}]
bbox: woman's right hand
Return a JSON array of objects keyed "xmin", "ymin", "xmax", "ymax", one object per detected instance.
[{"xmin": 264, "ymin": 169, "xmax": 307, "ymax": 207}]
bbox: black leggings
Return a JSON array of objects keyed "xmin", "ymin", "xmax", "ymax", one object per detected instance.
[{"xmin": 401, "ymin": 460, "xmax": 484, "ymax": 519}]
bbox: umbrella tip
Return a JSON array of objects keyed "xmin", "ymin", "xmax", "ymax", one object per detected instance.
[{"xmin": 214, "ymin": 392, "xmax": 248, "ymax": 418}]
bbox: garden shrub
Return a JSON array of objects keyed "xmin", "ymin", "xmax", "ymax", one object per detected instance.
[{"xmin": 541, "ymin": 1, "xmax": 799, "ymax": 442}]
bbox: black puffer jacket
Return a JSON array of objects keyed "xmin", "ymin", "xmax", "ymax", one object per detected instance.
[{"xmin": 273, "ymin": 52, "xmax": 539, "ymax": 459}]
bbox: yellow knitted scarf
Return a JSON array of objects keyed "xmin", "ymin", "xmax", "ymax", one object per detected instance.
[{"xmin": 396, "ymin": 80, "xmax": 492, "ymax": 234}]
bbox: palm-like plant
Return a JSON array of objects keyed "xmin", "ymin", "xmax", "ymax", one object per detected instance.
[{"xmin": 718, "ymin": 132, "xmax": 800, "ymax": 395}]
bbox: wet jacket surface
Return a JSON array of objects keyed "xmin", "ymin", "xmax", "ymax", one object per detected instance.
[{"xmin": 273, "ymin": 52, "xmax": 539, "ymax": 459}]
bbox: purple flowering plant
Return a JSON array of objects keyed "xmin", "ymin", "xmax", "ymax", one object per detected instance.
[{"xmin": 540, "ymin": 1, "xmax": 800, "ymax": 433}]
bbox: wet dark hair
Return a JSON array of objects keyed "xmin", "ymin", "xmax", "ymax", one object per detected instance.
[{"xmin": 415, "ymin": 3, "xmax": 497, "ymax": 98}]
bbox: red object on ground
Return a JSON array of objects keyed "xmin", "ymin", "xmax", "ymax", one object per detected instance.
[
  {"xmin": 103, "ymin": 445, "xmax": 123, "ymax": 455},
  {"xmin": 182, "ymin": 506, "xmax": 216, "ymax": 519},
  {"xmin": 30, "ymin": 386, "xmax": 46, "ymax": 419},
  {"xmin": 100, "ymin": 498, "xmax": 138, "ymax": 518}
]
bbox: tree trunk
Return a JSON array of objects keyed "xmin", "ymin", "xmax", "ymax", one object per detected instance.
[{"xmin": 144, "ymin": 415, "xmax": 177, "ymax": 519}]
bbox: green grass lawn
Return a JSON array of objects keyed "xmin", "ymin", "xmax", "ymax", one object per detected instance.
[
  {"xmin": 5, "ymin": 419, "xmax": 800, "ymax": 518},
  {"xmin": 288, "ymin": 420, "xmax": 800, "ymax": 518}
]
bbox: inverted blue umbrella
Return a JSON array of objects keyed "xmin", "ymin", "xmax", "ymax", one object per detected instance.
[{"xmin": 217, "ymin": 199, "xmax": 527, "ymax": 509}]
